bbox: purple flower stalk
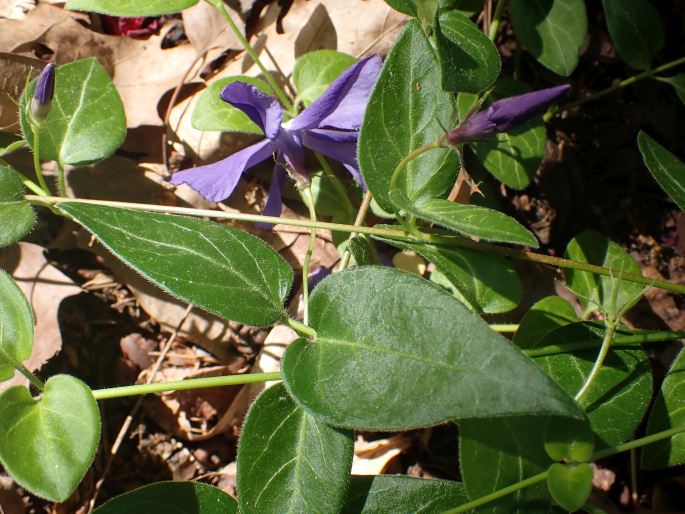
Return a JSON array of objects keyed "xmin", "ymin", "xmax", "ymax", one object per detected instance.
[
  {"xmin": 170, "ymin": 55, "xmax": 382, "ymax": 217},
  {"xmin": 445, "ymin": 84, "xmax": 571, "ymax": 145},
  {"xmin": 30, "ymin": 63, "xmax": 55, "ymax": 124}
]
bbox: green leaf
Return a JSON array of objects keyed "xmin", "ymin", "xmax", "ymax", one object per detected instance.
[
  {"xmin": 304, "ymin": 170, "xmax": 357, "ymax": 217},
  {"xmin": 348, "ymin": 235, "xmax": 382, "ymax": 267},
  {"xmin": 513, "ymin": 296, "xmax": 578, "ymax": 350},
  {"xmin": 58, "ymin": 203, "xmax": 293, "ymax": 327},
  {"xmin": 452, "ymin": 0, "xmax": 485, "ymax": 17},
  {"xmin": 656, "ymin": 74, "xmax": 685, "ymax": 106},
  {"xmin": 642, "ymin": 348, "xmax": 685, "ymax": 469},
  {"xmin": 546, "ymin": 462, "xmax": 593, "ymax": 512},
  {"xmin": 65, "ymin": 0, "xmax": 198, "ymax": 15},
  {"xmin": 397, "ymin": 196, "xmax": 539, "ymax": 247},
  {"xmin": 293, "ymin": 51, "xmax": 357, "ymax": 107},
  {"xmin": 601, "ymin": 0, "xmax": 664, "ymax": 70},
  {"xmin": 472, "ymin": 80, "xmax": 547, "ymax": 189},
  {"xmin": 93, "ymin": 482, "xmax": 237, "ymax": 513},
  {"xmin": 383, "ymin": 0, "xmax": 438, "ymax": 20},
  {"xmin": 510, "ymin": 0, "xmax": 587, "ymax": 76},
  {"xmin": 0, "ymin": 139, "xmax": 26, "ymax": 158},
  {"xmin": 342, "ymin": 475, "xmax": 469, "ymax": 514},
  {"xmin": 0, "ymin": 271, "xmax": 33, "ymax": 382},
  {"xmin": 377, "ymin": 236, "xmax": 522, "ymax": 313},
  {"xmin": 543, "ymin": 416, "xmax": 594, "ymax": 463},
  {"xmin": 0, "ymin": 164, "xmax": 35, "ymax": 248},
  {"xmin": 192, "ymin": 76, "xmax": 271, "ymax": 133},
  {"xmin": 637, "ymin": 131, "xmax": 685, "ymax": 211},
  {"xmin": 359, "ymin": 20, "xmax": 458, "ymax": 213},
  {"xmin": 564, "ymin": 230, "xmax": 644, "ymax": 318},
  {"xmin": 20, "ymin": 58, "xmax": 126, "ymax": 166},
  {"xmin": 237, "ymin": 383, "xmax": 353, "ymax": 513},
  {"xmin": 435, "ymin": 9, "xmax": 500, "ymax": 93},
  {"xmin": 0, "ymin": 375, "xmax": 100, "ymax": 502},
  {"xmin": 282, "ymin": 267, "xmax": 583, "ymax": 431}
]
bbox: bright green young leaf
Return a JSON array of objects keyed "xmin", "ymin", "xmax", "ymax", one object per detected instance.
[
  {"xmin": 192, "ymin": 76, "xmax": 271, "ymax": 133},
  {"xmin": 237, "ymin": 383, "xmax": 354, "ymax": 513},
  {"xmin": 546, "ymin": 462, "xmax": 593, "ymax": 512},
  {"xmin": 642, "ymin": 348, "xmax": 685, "ymax": 469},
  {"xmin": 282, "ymin": 267, "xmax": 582, "ymax": 431},
  {"xmin": 65, "ymin": 0, "xmax": 198, "ymax": 15},
  {"xmin": 378, "ymin": 237, "xmax": 522, "ymax": 313},
  {"xmin": 0, "ymin": 271, "xmax": 33, "ymax": 382},
  {"xmin": 564, "ymin": 230, "xmax": 644, "ymax": 318},
  {"xmin": 293, "ymin": 51, "xmax": 357, "ymax": 107},
  {"xmin": 92, "ymin": 482, "xmax": 237, "ymax": 513},
  {"xmin": 342, "ymin": 475, "xmax": 468, "ymax": 514},
  {"xmin": 601, "ymin": 0, "xmax": 664, "ymax": 70},
  {"xmin": 20, "ymin": 58, "xmax": 126, "ymax": 165},
  {"xmin": 359, "ymin": 20, "xmax": 458, "ymax": 213},
  {"xmin": 656, "ymin": 74, "xmax": 685, "ymax": 105},
  {"xmin": 638, "ymin": 131, "xmax": 685, "ymax": 211},
  {"xmin": 0, "ymin": 164, "xmax": 35, "ymax": 248},
  {"xmin": 435, "ymin": 9, "xmax": 500, "ymax": 93},
  {"xmin": 513, "ymin": 296, "xmax": 578, "ymax": 350},
  {"xmin": 544, "ymin": 416, "xmax": 594, "ymax": 463},
  {"xmin": 58, "ymin": 203, "xmax": 293, "ymax": 327},
  {"xmin": 0, "ymin": 375, "xmax": 100, "ymax": 502},
  {"xmin": 510, "ymin": 0, "xmax": 587, "ymax": 76}
]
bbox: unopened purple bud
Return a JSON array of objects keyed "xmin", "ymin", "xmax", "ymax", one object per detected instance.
[
  {"xmin": 30, "ymin": 63, "xmax": 55, "ymax": 124},
  {"xmin": 445, "ymin": 84, "xmax": 570, "ymax": 145}
]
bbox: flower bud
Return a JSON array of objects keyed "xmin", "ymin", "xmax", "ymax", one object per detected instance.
[{"xmin": 30, "ymin": 63, "xmax": 55, "ymax": 125}]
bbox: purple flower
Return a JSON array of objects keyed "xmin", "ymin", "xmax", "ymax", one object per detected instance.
[
  {"xmin": 445, "ymin": 84, "xmax": 570, "ymax": 145},
  {"xmin": 30, "ymin": 63, "xmax": 55, "ymax": 124},
  {"xmin": 170, "ymin": 55, "xmax": 382, "ymax": 216}
]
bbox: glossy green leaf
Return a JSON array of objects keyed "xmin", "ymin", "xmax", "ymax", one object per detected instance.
[
  {"xmin": 377, "ymin": 237, "xmax": 521, "ymax": 313},
  {"xmin": 237, "ymin": 383, "xmax": 353, "ymax": 513},
  {"xmin": 544, "ymin": 416, "xmax": 594, "ymax": 463},
  {"xmin": 342, "ymin": 475, "xmax": 468, "ymax": 513},
  {"xmin": 0, "ymin": 164, "xmax": 35, "ymax": 248},
  {"xmin": 436, "ymin": 9, "xmax": 500, "ymax": 93},
  {"xmin": 0, "ymin": 375, "xmax": 100, "ymax": 502},
  {"xmin": 20, "ymin": 58, "xmax": 125, "ymax": 165},
  {"xmin": 546, "ymin": 463, "xmax": 593, "ymax": 512},
  {"xmin": 601, "ymin": 0, "xmax": 663, "ymax": 70},
  {"xmin": 642, "ymin": 348, "xmax": 685, "ymax": 469},
  {"xmin": 0, "ymin": 271, "xmax": 33, "ymax": 382},
  {"xmin": 513, "ymin": 296, "xmax": 578, "ymax": 350},
  {"xmin": 293, "ymin": 51, "xmax": 357, "ymax": 107},
  {"xmin": 192, "ymin": 76, "xmax": 271, "ymax": 133},
  {"xmin": 656, "ymin": 74, "xmax": 685, "ymax": 105},
  {"xmin": 397, "ymin": 196, "xmax": 539, "ymax": 247},
  {"xmin": 93, "ymin": 482, "xmax": 237, "ymax": 513},
  {"xmin": 58, "ymin": 203, "xmax": 293, "ymax": 327},
  {"xmin": 304, "ymin": 171, "xmax": 356, "ymax": 217},
  {"xmin": 472, "ymin": 80, "xmax": 547, "ymax": 189},
  {"xmin": 638, "ymin": 131, "xmax": 685, "ymax": 211},
  {"xmin": 383, "ymin": 0, "xmax": 438, "ymax": 19},
  {"xmin": 65, "ymin": 0, "xmax": 198, "ymax": 15},
  {"xmin": 282, "ymin": 267, "xmax": 583, "ymax": 431},
  {"xmin": 348, "ymin": 235, "xmax": 382, "ymax": 267},
  {"xmin": 564, "ymin": 230, "xmax": 644, "ymax": 318},
  {"xmin": 359, "ymin": 20, "xmax": 458, "ymax": 213},
  {"xmin": 510, "ymin": 0, "xmax": 587, "ymax": 76}
]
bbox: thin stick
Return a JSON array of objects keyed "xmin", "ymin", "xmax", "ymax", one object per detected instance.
[{"xmin": 337, "ymin": 190, "xmax": 373, "ymax": 271}]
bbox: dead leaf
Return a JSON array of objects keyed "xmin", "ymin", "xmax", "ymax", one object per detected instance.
[
  {"xmin": 352, "ymin": 433, "xmax": 413, "ymax": 475},
  {"xmin": 182, "ymin": 2, "xmax": 244, "ymax": 57}
]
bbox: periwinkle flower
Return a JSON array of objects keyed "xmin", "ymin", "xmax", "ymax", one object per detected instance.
[
  {"xmin": 170, "ymin": 55, "xmax": 382, "ymax": 217},
  {"xmin": 30, "ymin": 63, "xmax": 55, "ymax": 125},
  {"xmin": 444, "ymin": 84, "xmax": 571, "ymax": 145}
]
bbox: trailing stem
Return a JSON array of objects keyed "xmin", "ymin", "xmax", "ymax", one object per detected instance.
[
  {"xmin": 488, "ymin": 0, "xmax": 508, "ymax": 41},
  {"xmin": 337, "ymin": 190, "xmax": 374, "ymax": 271},
  {"xmin": 301, "ymin": 185, "xmax": 318, "ymax": 325},
  {"xmin": 14, "ymin": 363, "xmax": 44, "ymax": 392}
]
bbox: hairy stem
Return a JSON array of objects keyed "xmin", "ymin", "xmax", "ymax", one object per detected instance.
[
  {"xmin": 574, "ymin": 319, "xmax": 619, "ymax": 403},
  {"xmin": 15, "ymin": 363, "xmax": 45, "ymax": 392},
  {"xmin": 284, "ymin": 316, "xmax": 317, "ymax": 338},
  {"xmin": 30, "ymin": 130, "xmax": 50, "ymax": 194},
  {"xmin": 488, "ymin": 0, "xmax": 508, "ymax": 41},
  {"xmin": 337, "ymin": 190, "xmax": 374, "ymax": 271},
  {"xmin": 301, "ymin": 185, "xmax": 318, "ymax": 325},
  {"xmin": 56, "ymin": 160, "xmax": 67, "ymax": 198}
]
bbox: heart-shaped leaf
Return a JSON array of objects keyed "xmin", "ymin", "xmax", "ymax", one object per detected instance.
[
  {"xmin": 20, "ymin": 58, "xmax": 126, "ymax": 166},
  {"xmin": 237, "ymin": 383, "xmax": 353, "ymax": 513},
  {"xmin": 0, "ymin": 375, "xmax": 100, "ymax": 502},
  {"xmin": 293, "ymin": 50, "xmax": 357, "ymax": 107},
  {"xmin": 544, "ymin": 416, "xmax": 594, "ymax": 463},
  {"xmin": 65, "ymin": 0, "xmax": 198, "ymax": 16},
  {"xmin": 546, "ymin": 462, "xmax": 593, "ymax": 512},
  {"xmin": 513, "ymin": 296, "xmax": 578, "ymax": 350},
  {"xmin": 638, "ymin": 131, "xmax": 685, "ymax": 211},
  {"xmin": 0, "ymin": 271, "xmax": 33, "ymax": 382},
  {"xmin": 282, "ymin": 267, "xmax": 582, "ymax": 430},
  {"xmin": 0, "ymin": 164, "xmax": 35, "ymax": 248},
  {"xmin": 58, "ymin": 203, "xmax": 293, "ymax": 327},
  {"xmin": 92, "ymin": 482, "xmax": 237, "ymax": 513}
]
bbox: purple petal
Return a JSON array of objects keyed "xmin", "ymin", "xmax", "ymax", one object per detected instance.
[
  {"xmin": 302, "ymin": 128, "xmax": 366, "ymax": 190},
  {"xmin": 286, "ymin": 55, "xmax": 382, "ymax": 131},
  {"xmin": 31, "ymin": 63, "xmax": 55, "ymax": 122},
  {"xmin": 169, "ymin": 138, "xmax": 275, "ymax": 202},
  {"xmin": 263, "ymin": 165, "xmax": 288, "ymax": 218},
  {"xmin": 489, "ymin": 84, "xmax": 571, "ymax": 132},
  {"xmin": 274, "ymin": 129, "xmax": 307, "ymax": 178},
  {"xmin": 445, "ymin": 110, "xmax": 498, "ymax": 144},
  {"xmin": 221, "ymin": 82, "xmax": 283, "ymax": 139},
  {"xmin": 308, "ymin": 266, "xmax": 332, "ymax": 291}
]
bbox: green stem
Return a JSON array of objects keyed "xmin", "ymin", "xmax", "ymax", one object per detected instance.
[
  {"xmin": 210, "ymin": 0, "xmax": 294, "ymax": 111},
  {"xmin": 301, "ymin": 185, "xmax": 318, "ymax": 326},
  {"xmin": 488, "ymin": 0, "xmax": 508, "ymax": 41},
  {"xmin": 591, "ymin": 424, "xmax": 685, "ymax": 461},
  {"xmin": 31, "ymin": 130, "xmax": 50, "ymax": 194},
  {"xmin": 545, "ymin": 55, "xmax": 685, "ymax": 121},
  {"xmin": 337, "ymin": 190, "xmax": 374, "ymax": 271},
  {"xmin": 92, "ymin": 371, "xmax": 281, "ymax": 400},
  {"xmin": 15, "ymin": 363, "xmax": 44, "ymax": 391},
  {"xmin": 314, "ymin": 152, "xmax": 356, "ymax": 216},
  {"xmin": 284, "ymin": 316, "xmax": 317, "ymax": 338},
  {"xmin": 574, "ymin": 320, "xmax": 618, "ymax": 403},
  {"xmin": 22, "ymin": 178, "xmax": 48, "ymax": 197},
  {"xmin": 26, "ymin": 195, "xmax": 685, "ymax": 295},
  {"xmin": 56, "ymin": 160, "xmax": 67, "ymax": 198},
  {"xmin": 490, "ymin": 323, "xmax": 518, "ymax": 333}
]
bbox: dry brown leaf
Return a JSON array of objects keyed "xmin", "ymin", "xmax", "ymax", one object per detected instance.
[
  {"xmin": 182, "ymin": 2, "xmax": 244, "ymax": 57},
  {"xmin": 352, "ymin": 434, "xmax": 414, "ymax": 475}
]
